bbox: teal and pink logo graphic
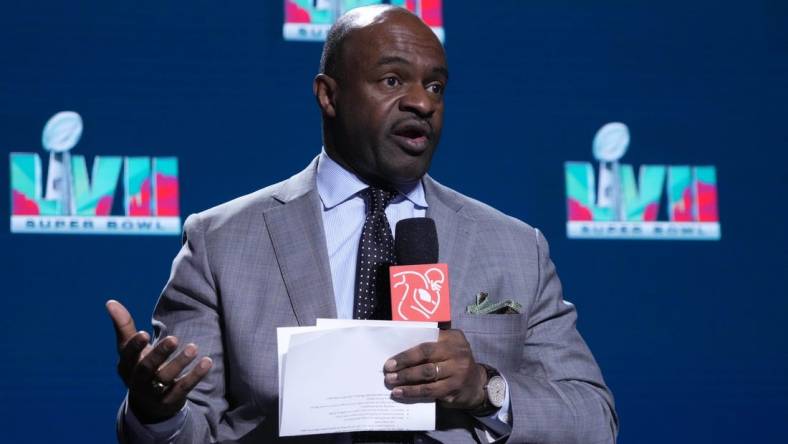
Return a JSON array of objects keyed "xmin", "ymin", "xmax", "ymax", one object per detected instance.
[
  {"xmin": 9, "ymin": 111, "xmax": 180, "ymax": 235},
  {"xmin": 284, "ymin": 0, "xmax": 444, "ymax": 42},
  {"xmin": 565, "ymin": 122, "xmax": 720, "ymax": 240}
]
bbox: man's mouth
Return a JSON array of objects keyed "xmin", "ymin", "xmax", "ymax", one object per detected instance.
[{"xmin": 391, "ymin": 122, "xmax": 431, "ymax": 153}]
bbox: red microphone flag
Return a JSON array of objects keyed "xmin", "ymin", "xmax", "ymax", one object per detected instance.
[{"xmin": 389, "ymin": 263, "xmax": 451, "ymax": 322}]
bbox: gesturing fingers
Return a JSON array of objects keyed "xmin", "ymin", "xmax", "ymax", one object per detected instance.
[
  {"xmin": 161, "ymin": 357, "xmax": 213, "ymax": 406},
  {"xmin": 106, "ymin": 300, "xmax": 138, "ymax": 350},
  {"xmin": 107, "ymin": 300, "xmax": 215, "ymax": 421},
  {"xmin": 155, "ymin": 343, "xmax": 199, "ymax": 384},
  {"xmin": 117, "ymin": 330, "xmax": 150, "ymax": 383},
  {"xmin": 132, "ymin": 336, "xmax": 179, "ymax": 386}
]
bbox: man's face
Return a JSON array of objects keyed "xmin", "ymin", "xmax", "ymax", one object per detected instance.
[{"xmin": 329, "ymin": 13, "xmax": 448, "ymax": 186}]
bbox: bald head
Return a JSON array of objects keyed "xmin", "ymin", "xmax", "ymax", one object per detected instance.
[{"xmin": 319, "ymin": 5, "xmax": 440, "ymax": 80}]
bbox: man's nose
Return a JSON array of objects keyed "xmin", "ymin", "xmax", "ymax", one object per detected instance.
[{"xmin": 399, "ymin": 84, "xmax": 436, "ymax": 118}]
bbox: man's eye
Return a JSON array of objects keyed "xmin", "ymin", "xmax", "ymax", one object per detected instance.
[
  {"xmin": 383, "ymin": 77, "xmax": 401, "ymax": 87},
  {"xmin": 427, "ymin": 84, "xmax": 444, "ymax": 95}
]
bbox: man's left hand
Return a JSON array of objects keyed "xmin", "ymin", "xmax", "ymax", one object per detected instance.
[{"xmin": 384, "ymin": 329, "xmax": 487, "ymax": 410}]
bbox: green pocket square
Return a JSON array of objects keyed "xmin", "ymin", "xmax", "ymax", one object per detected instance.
[{"xmin": 466, "ymin": 292, "xmax": 523, "ymax": 315}]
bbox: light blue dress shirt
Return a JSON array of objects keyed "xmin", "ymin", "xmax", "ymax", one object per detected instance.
[
  {"xmin": 125, "ymin": 150, "xmax": 510, "ymax": 441},
  {"xmin": 316, "ymin": 150, "xmax": 427, "ymax": 319}
]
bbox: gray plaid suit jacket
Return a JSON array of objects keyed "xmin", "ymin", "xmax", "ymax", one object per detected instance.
[{"xmin": 117, "ymin": 157, "xmax": 618, "ymax": 443}]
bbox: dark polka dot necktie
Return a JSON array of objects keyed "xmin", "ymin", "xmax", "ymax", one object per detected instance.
[
  {"xmin": 353, "ymin": 187, "xmax": 397, "ymax": 321},
  {"xmin": 352, "ymin": 188, "xmax": 415, "ymax": 444}
]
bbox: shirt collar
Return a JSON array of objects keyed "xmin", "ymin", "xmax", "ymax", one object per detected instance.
[{"xmin": 316, "ymin": 149, "xmax": 428, "ymax": 210}]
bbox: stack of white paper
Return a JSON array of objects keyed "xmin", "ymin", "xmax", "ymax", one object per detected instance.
[{"xmin": 277, "ymin": 319, "xmax": 438, "ymax": 437}]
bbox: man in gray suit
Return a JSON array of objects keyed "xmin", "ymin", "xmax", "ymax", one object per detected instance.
[{"xmin": 108, "ymin": 5, "xmax": 617, "ymax": 443}]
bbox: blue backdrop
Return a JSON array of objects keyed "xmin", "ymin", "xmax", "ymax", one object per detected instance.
[{"xmin": 2, "ymin": 1, "xmax": 787, "ymax": 442}]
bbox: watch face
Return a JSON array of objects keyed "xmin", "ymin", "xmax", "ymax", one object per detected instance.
[{"xmin": 487, "ymin": 375, "xmax": 506, "ymax": 408}]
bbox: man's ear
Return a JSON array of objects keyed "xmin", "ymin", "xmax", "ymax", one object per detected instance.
[{"xmin": 313, "ymin": 74, "xmax": 338, "ymax": 118}]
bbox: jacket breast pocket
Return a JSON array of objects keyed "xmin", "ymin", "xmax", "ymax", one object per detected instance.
[{"xmin": 452, "ymin": 313, "xmax": 527, "ymax": 372}]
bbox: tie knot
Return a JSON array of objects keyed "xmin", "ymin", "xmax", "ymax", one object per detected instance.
[{"xmin": 365, "ymin": 187, "xmax": 396, "ymax": 214}]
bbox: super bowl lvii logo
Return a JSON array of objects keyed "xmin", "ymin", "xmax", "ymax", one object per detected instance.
[
  {"xmin": 565, "ymin": 122, "xmax": 720, "ymax": 240},
  {"xmin": 284, "ymin": 0, "xmax": 444, "ymax": 42},
  {"xmin": 9, "ymin": 111, "xmax": 181, "ymax": 235}
]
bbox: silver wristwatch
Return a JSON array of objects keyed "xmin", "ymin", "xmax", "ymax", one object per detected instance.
[
  {"xmin": 482, "ymin": 364, "xmax": 506, "ymax": 408},
  {"xmin": 472, "ymin": 364, "xmax": 506, "ymax": 416}
]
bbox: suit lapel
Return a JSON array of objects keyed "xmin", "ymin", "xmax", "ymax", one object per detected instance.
[
  {"xmin": 262, "ymin": 165, "xmax": 476, "ymax": 326},
  {"xmin": 264, "ymin": 159, "xmax": 337, "ymax": 325},
  {"xmin": 423, "ymin": 176, "xmax": 477, "ymax": 318}
]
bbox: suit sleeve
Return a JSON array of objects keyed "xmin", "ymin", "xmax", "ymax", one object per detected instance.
[
  {"xmin": 117, "ymin": 213, "xmax": 227, "ymax": 443},
  {"xmin": 506, "ymin": 228, "xmax": 619, "ymax": 443}
]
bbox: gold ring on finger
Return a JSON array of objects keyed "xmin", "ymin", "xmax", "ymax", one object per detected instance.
[{"xmin": 151, "ymin": 378, "xmax": 170, "ymax": 395}]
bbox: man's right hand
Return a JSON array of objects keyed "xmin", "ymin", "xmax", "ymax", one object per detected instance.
[{"xmin": 106, "ymin": 299, "xmax": 213, "ymax": 424}]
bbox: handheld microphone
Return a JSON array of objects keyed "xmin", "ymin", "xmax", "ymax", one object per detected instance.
[{"xmin": 389, "ymin": 218, "xmax": 451, "ymax": 322}]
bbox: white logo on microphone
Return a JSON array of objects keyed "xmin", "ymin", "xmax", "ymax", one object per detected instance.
[{"xmin": 392, "ymin": 268, "xmax": 445, "ymax": 320}]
